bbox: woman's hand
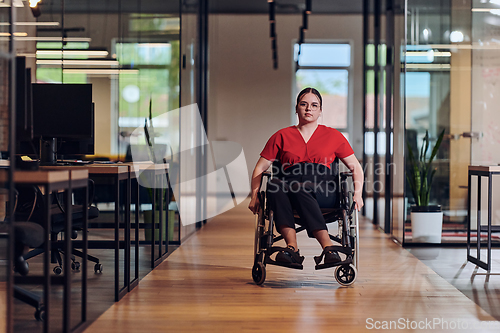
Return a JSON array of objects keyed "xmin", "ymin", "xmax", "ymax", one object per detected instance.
[
  {"xmin": 248, "ymin": 157, "xmax": 273, "ymax": 214},
  {"xmin": 340, "ymin": 154, "xmax": 364, "ymax": 212},
  {"xmin": 353, "ymin": 192, "xmax": 364, "ymax": 212},
  {"xmin": 248, "ymin": 193, "xmax": 260, "ymax": 214}
]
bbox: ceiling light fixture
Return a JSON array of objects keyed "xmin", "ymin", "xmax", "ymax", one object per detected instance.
[
  {"xmin": 407, "ymin": 51, "xmax": 451, "ymax": 57},
  {"xmin": 29, "ymin": 0, "xmax": 42, "ymax": 7},
  {"xmin": 0, "ymin": 22, "xmax": 59, "ymax": 26},
  {"xmin": 406, "ymin": 64, "xmax": 451, "ymax": 70},
  {"xmin": 15, "ymin": 37, "xmax": 92, "ymax": 42},
  {"xmin": 62, "ymin": 69, "xmax": 139, "ymax": 75},
  {"xmin": 29, "ymin": 0, "xmax": 42, "ymax": 17},
  {"xmin": 36, "ymin": 59, "xmax": 119, "ymax": 66},
  {"xmin": 0, "ymin": 32, "xmax": 28, "ymax": 37},
  {"xmin": 36, "ymin": 49, "xmax": 109, "ymax": 57},
  {"xmin": 449, "ymin": 31, "xmax": 464, "ymax": 43}
]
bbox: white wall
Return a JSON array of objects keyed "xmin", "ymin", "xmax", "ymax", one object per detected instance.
[{"xmin": 207, "ymin": 14, "xmax": 364, "ymax": 178}]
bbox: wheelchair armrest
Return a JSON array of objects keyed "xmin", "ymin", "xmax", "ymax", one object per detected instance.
[
  {"xmin": 258, "ymin": 172, "xmax": 271, "ymax": 193},
  {"xmin": 340, "ymin": 172, "xmax": 353, "ymax": 179}
]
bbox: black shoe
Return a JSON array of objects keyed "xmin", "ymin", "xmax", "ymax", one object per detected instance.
[
  {"xmin": 276, "ymin": 246, "xmax": 302, "ymax": 264},
  {"xmin": 323, "ymin": 246, "xmax": 341, "ymax": 264}
]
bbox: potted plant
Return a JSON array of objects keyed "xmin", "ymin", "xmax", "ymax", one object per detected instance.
[{"xmin": 406, "ymin": 129, "xmax": 445, "ymax": 243}]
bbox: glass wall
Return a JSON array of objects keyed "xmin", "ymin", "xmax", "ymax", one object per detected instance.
[
  {"xmin": 403, "ymin": 1, "xmax": 451, "ymax": 243},
  {"xmin": 400, "ymin": 0, "xmax": 500, "ymax": 244},
  {"xmin": 0, "ymin": 2, "xmax": 12, "ymax": 332},
  {"xmin": 295, "ymin": 43, "xmax": 351, "ymax": 137}
]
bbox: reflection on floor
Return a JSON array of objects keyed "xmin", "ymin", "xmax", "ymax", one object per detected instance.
[
  {"xmin": 0, "ymin": 281, "xmax": 6, "ymax": 333},
  {"xmin": 13, "ymin": 215, "xmax": 178, "ymax": 333},
  {"xmin": 82, "ymin": 198, "xmax": 499, "ymax": 332},
  {"xmin": 408, "ymin": 247, "xmax": 500, "ymax": 321}
]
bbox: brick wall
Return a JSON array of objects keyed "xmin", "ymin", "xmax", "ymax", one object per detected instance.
[{"xmin": 0, "ymin": 58, "xmax": 8, "ymax": 152}]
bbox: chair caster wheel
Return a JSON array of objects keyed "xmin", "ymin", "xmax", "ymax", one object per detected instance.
[
  {"xmin": 334, "ymin": 264, "xmax": 357, "ymax": 286},
  {"xmin": 35, "ymin": 306, "xmax": 45, "ymax": 322},
  {"xmin": 252, "ymin": 262, "xmax": 266, "ymax": 285},
  {"xmin": 94, "ymin": 263, "xmax": 103, "ymax": 273},
  {"xmin": 53, "ymin": 266, "xmax": 62, "ymax": 275},
  {"xmin": 71, "ymin": 261, "xmax": 80, "ymax": 271}
]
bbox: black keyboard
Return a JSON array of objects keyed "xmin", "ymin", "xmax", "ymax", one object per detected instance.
[{"xmin": 59, "ymin": 160, "xmax": 94, "ymax": 165}]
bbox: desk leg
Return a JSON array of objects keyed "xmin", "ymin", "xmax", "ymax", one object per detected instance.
[
  {"xmin": 63, "ymin": 188, "xmax": 72, "ymax": 333},
  {"xmin": 135, "ymin": 179, "xmax": 139, "ymax": 284},
  {"xmin": 151, "ymin": 174, "xmax": 156, "ymax": 268},
  {"xmin": 488, "ymin": 173, "xmax": 492, "ymax": 271},
  {"xmin": 114, "ymin": 177, "xmax": 120, "ymax": 302},
  {"xmin": 165, "ymin": 174, "xmax": 170, "ymax": 255},
  {"xmin": 43, "ymin": 190, "xmax": 51, "ymax": 333},
  {"xmin": 130, "ymin": 178, "xmax": 139, "ymax": 291},
  {"xmin": 467, "ymin": 172, "xmax": 471, "ymax": 260},
  {"xmin": 82, "ymin": 184, "xmax": 88, "ymax": 322},
  {"xmin": 125, "ymin": 175, "xmax": 131, "ymax": 292},
  {"xmin": 159, "ymin": 176, "xmax": 163, "ymax": 261},
  {"xmin": 477, "ymin": 176, "xmax": 482, "ymax": 262}
]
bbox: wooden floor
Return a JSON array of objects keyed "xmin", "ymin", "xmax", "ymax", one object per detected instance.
[
  {"xmin": 84, "ymin": 199, "xmax": 499, "ymax": 332},
  {"xmin": 409, "ymin": 247, "xmax": 500, "ymax": 321}
]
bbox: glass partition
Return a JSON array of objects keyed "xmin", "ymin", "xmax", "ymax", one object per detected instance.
[
  {"xmin": 470, "ymin": 0, "xmax": 500, "ymax": 237},
  {"xmin": 0, "ymin": 2, "xmax": 12, "ymax": 332},
  {"xmin": 404, "ymin": 1, "xmax": 451, "ymax": 243},
  {"xmin": 295, "ymin": 43, "xmax": 351, "ymax": 136},
  {"xmin": 401, "ymin": 0, "xmax": 498, "ymax": 244}
]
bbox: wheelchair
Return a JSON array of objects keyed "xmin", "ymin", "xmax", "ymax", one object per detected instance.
[{"xmin": 252, "ymin": 159, "xmax": 359, "ymax": 286}]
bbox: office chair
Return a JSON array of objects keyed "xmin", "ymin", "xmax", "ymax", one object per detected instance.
[
  {"xmin": 15, "ymin": 182, "xmax": 102, "ymax": 274},
  {"xmin": 13, "ymin": 221, "xmax": 45, "ymax": 321}
]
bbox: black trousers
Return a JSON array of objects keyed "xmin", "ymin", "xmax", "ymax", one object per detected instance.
[{"xmin": 266, "ymin": 163, "xmax": 338, "ymax": 238}]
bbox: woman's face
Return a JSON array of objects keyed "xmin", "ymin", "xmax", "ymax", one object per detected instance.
[{"xmin": 296, "ymin": 92, "xmax": 322, "ymax": 125}]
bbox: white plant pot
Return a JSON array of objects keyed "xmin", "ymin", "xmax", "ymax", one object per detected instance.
[{"xmin": 411, "ymin": 211, "xmax": 443, "ymax": 243}]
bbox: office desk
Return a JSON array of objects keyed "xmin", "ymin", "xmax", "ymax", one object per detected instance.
[
  {"xmin": 43, "ymin": 165, "xmax": 130, "ymax": 301},
  {"xmin": 123, "ymin": 163, "xmax": 140, "ymax": 291},
  {"xmin": 86, "ymin": 165, "xmax": 129, "ymax": 301},
  {"xmin": 2, "ymin": 169, "xmax": 88, "ymax": 333},
  {"xmin": 467, "ymin": 165, "xmax": 500, "ymax": 281}
]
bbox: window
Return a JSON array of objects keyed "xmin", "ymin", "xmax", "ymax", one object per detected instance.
[{"xmin": 295, "ymin": 43, "xmax": 351, "ymax": 139}]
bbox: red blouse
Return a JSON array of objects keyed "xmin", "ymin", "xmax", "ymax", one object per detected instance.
[{"xmin": 260, "ymin": 125, "xmax": 354, "ymax": 169}]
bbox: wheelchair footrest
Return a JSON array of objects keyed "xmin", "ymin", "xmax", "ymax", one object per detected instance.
[
  {"xmin": 265, "ymin": 257, "xmax": 304, "ymax": 270},
  {"xmin": 315, "ymin": 257, "xmax": 352, "ymax": 270},
  {"xmin": 264, "ymin": 246, "xmax": 304, "ymax": 270}
]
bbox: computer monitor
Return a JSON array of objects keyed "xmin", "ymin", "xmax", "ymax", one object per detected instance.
[
  {"xmin": 57, "ymin": 103, "xmax": 95, "ymax": 157},
  {"xmin": 15, "ymin": 57, "xmax": 34, "ymax": 144},
  {"xmin": 32, "ymin": 83, "xmax": 93, "ymax": 138},
  {"xmin": 31, "ymin": 83, "xmax": 94, "ymax": 164}
]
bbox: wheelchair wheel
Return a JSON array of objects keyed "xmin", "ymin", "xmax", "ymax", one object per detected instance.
[
  {"xmin": 34, "ymin": 305, "xmax": 45, "ymax": 322},
  {"xmin": 252, "ymin": 262, "xmax": 266, "ymax": 285},
  {"xmin": 334, "ymin": 264, "xmax": 357, "ymax": 286}
]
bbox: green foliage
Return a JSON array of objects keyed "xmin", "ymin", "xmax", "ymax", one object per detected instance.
[
  {"xmin": 117, "ymin": 40, "xmax": 180, "ymax": 119},
  {"xmin": 406, "ymin": 129, "xmax": 445, "ymax": 207}
]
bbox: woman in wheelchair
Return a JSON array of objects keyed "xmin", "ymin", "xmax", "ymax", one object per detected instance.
[{"xmin": 248, "ymin": 87, "xmax": 364, "ymax": 268}]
